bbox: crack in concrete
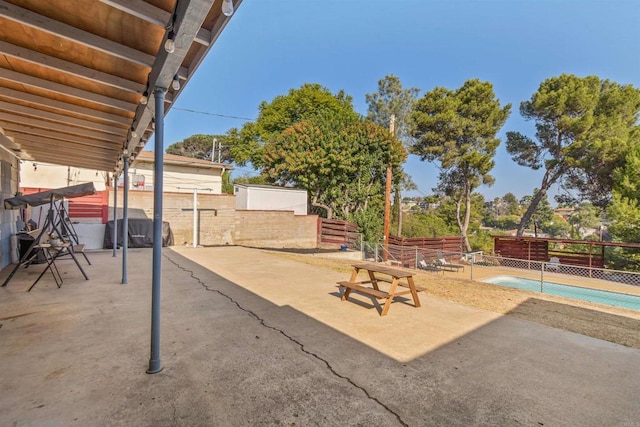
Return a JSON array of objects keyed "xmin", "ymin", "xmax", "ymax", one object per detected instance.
[{"xmin": 165, "ymin": 254, "xmax": 408, "ymax": 427}]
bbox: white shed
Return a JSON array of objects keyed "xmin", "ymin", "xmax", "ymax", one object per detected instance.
[{"xmin": 234, "ymin": 184, "xmax": 308, "ymax": 215}]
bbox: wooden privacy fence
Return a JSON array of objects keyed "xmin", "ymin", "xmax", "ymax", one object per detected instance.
[
  {"xmin": 493, "ymin": 236, "xmax": 605, "ymax": 269},
  {"xmin": 318, "ymin": 218, "xmax": 359, "ymax": 248},
  {"xmin": 387, "ymin": 236, "xmax": 464, "ymax": 267},
  {"xmin": 22, "ymin": 187, "xmax": 109, "ymax": 224}
]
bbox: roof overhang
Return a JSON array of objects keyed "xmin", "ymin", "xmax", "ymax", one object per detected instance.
[{"xmin": 0, "ymin": 0, "xmax": 242, "ymax": 174}]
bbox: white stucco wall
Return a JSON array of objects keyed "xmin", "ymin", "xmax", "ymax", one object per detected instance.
[
  {"xmin": 21, "ymin": 161, "xmax": 107, "ymax": 190},
  {"xmin": 20, "ymin": 160, "xmax": 224, "ymax": 194},
  {"xmin": 130, "ymin": 162, "xmax": 223, "ymax": 194},
  {"xmin": 234, "ymin": 185, "xmax": 249, "ymax": 209},
  {"xmin": 234, "ymin": 185, "xmax": 307, "ymax": 215}
]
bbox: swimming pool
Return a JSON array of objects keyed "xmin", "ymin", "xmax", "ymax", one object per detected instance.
[{"xmin": 483, "ymin": 275, "xmax": 640, "ymax": 310}]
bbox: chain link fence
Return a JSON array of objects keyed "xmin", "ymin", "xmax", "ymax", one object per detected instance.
[{"xmin": 357, "ymin": 242, "xmax": 640, "ymax": 309}]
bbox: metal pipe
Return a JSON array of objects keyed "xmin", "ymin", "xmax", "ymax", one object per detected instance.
[
  {"xmin": 176, "ymin": 186, "xmax": 211, "ymax": 248},
  {"xmin": 112, "ymin": 175, "xmax": 118, "ymax": 257},
  {"xmin": 193, "ymin": 188, "xmax": 198, "ymax": 247},
  {"xmin": 147, "ymin": 87, "xmax": 165, "ymax": 374},
  {"xmin": 122, "ymin": 155, "xmax": 129, "ymax": 285}
]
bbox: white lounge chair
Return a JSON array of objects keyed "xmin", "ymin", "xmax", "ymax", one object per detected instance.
[{"xmin": 547, "ymin": 257, "xmax": 560, "ymax": 272}]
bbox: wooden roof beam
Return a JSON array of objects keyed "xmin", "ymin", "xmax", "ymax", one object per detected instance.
[
  {"xmin": 19, "ymin": 149, "xmax": 113, "ymax": 171},
  {"xmin": 1, "ymin": 87, "xmax": 131, "ymax": 126},
  {"xmin": 0, "ymin": 113, "xmax": 123, "ymax": 144},
  {"xmin": 99, "ymin": 0, "xmax": 212, "ymax": 46},
  {"xmin": 99, "ymin": 0, "xmax": 171, "ymax": 27},
  {"xmin": 0, "ymin": 100, "xmax": 125, "ymax": 136},
  {"xmin": 0, "ymin": 41, "xmax": 145, "ymax": 94},
  {"xmin": 14, "ymin": 140, "xmax": 119, "ymax": 159},
  {"xmin": 0, "ymin": 126, "xmax": 21, "ymax": 152},
  {"xmin": 0, "ymin": 68, "xmax": 137, "ymax": 112},
  {"xmin": 8, "ymin": 131, "xmax": 122, "ymax": 152},
  {"xmin": 0, "ymin": 0, "xmax": 155, "ymax": 67}
]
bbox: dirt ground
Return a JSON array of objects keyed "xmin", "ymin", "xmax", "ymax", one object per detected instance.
[{"xmin": 268, "ymin": 251, "xmax": 640, "ymax": 350}]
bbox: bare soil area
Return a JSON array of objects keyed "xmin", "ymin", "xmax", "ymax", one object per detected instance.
[{"xmin": 268, "ymin": 251, "xmax": 640, "ymax": 350}]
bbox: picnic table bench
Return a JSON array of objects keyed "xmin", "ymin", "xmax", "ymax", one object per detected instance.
[{"xmin": 337, "ymin": 263, "xmax": 421, "ymax": 316}]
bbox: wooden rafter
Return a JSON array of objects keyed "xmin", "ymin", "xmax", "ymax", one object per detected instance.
[
  {"xmin": 0, "ymin": 0, "xmax": 242, "ymax": 171},
  {"xmin": 0, "ymin": 40, "xmax": 144, "ymax": 93},
  {"xmin": 0, "ymin": 0, "xmax": 155, "ymax": 67}
]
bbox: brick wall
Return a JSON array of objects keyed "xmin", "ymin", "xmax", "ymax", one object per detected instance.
[
  {"xmin": 234, "ymin": 210, "xmax": 318, "ymax": 248},
  {"xmin": 110, "ymin": 191, "xmax": 317, "ymax": 248}
]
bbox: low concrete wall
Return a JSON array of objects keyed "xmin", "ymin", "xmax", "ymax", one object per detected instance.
[
  {"xmin": 234, "ymin": 210, "xmax": 318, "ymax": 249},
  {"xmin": 111, "ymin": 191, "xmax": 236, "ymax": 246},
  {"xmin": 74, "ymin": 224, "xmax": 108, "ymax": 250},
  {"xmin": 109, "ymin": 191, "xmax": 317, "ymax": 248}
]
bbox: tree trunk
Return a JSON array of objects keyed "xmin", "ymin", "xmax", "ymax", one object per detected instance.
[
  {"xmin": 311, "ymin": 192, "xmax": 332, "ymax": 219},
  {"xmin": 516, "ymin": 167, "xmax": 563, "ymax": 236},
  {"xmin": 394, "ymin": 185, "xmax": 402, "ymax": 236},
  {"xmin": 455, "ymin": 182, "xmax": 473, "ymax": 253},
  {"xmin": 461, "ymin": 184, "xmax": 472, "ymax": 252}
]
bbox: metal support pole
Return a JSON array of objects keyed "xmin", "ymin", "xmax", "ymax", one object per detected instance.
[
  {"xmin": 112, "ymin": 175, "xmax": 118, "ymax": 257},
  {"xmin": 147, "ymin": 87, "xmax": 165, "ymax": 374},
  {"xmin": 193, "ymin": 188, "xmax": 198, "ymax": 248},
  {"xmin": 122, "ymin": 154, "xmax": 129, "ymax": 285}
]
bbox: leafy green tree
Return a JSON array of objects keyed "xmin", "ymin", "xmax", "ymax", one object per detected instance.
[
  {"xmin": 166, "ymin": 134, "xmax": 234, "ymax": 163},
  {"xmin": 166, "ymin": 134, "xmax": 237, "ymax": 194},
  {"xmin": 561, "ymin": 82, "xmax": 640, "ymax": 207},
  {"xmin": 221, "ymin": 171, "xmax": 233, "ymax": 194},
  {"xmin": 484, "ymin": 193, "xmax": 521, "ymax": 227},
  {"xmin": 542, "ymin": 214, "xmax": 572, "ymax": 239},
  {"xmin": 229, "ymin": 83, "xmax": 359, "ymax": 168},
  {"xmin": 401, "ymin": 212, "xmax": 456, "ymax": 238},
  {"xmin": 568, "ymin": 202, "xmax": 600, "ymax": 238},
  {"xmin": 493, "ymin": 215, "xmax": 521, "ymax": 230},
  {"xmin": 468, "ymin": 230, "xmax": 494, "ymax": 254},
  {"xmin": 226, "ymin": 83, "xmax": 409, "ymax": 239},
  {"xmin": 608, "ymin": 141, "xmax": 640, "ymax": 243},
  {"xmin": 507, "ymin": 74, "xmax": 640, "ymax": 235},
  {"xmin": 411, "ymin": 79, "xmax": 511, "ymax": 251},
  {"xmin": 262, "ymin": 117, "xmax": 406, "ymax": 238},
  {"xmin": 233, "ymin": 174, "xmax": 269, "ymax": 185},
  {"xmin": 366, "ymin": 74, "xmax": 420, "ymax": 142},
  {"xmin": 366, "ymin": 75, "xmax": 420, "ymax": 235},
  {"xmin": 502, "ymin": 192, "xmax": 521, "ymax": 216},
  {"xmin": 519, "ymin": 190, "xmax": 555, "ymax": 233}
]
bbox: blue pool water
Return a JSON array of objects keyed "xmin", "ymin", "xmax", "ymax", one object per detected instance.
[{"xmin": 483, "ymin": 276, "xmax": 640, "ymax": 310}]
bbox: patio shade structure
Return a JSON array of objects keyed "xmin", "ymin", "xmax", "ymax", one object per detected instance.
[
  {"xmin": 3, "ymin": 182, "xmax": 96, "ymax": 209},
  {"xmin": 0, "ymin": 0, "xmax": 242, "ymax": 170},
  {"xmin": 0, "ymin": 0, "xmax": 244, "ymax": 373}
]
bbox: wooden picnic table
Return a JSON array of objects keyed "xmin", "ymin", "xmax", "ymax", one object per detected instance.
[{"xmin": 337, "ymin": 263, "xmax": 421, "ymax": 316}]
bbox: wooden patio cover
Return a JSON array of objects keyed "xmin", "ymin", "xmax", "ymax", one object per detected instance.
[{"xmin": 0, "ymin": 0, "xmax": 242, "ymax": 173}]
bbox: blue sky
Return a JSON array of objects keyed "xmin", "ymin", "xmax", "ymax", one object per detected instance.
[{"xmin": 163, "ymin": 0, "xmax": 640, "ymax": 203}]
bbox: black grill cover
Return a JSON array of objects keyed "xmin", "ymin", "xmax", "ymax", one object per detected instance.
[{"xmin": 103, "ymin": 219, "xmax": 173, "ymax": 249}]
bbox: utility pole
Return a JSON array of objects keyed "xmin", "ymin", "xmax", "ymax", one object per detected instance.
[
  {"xmin": 211, "ymin": 138, "xmax": 217, "ymax": 163},
  {"xmin": 383, "ymin": 114, "xmax": 395, "ymax": 261}
]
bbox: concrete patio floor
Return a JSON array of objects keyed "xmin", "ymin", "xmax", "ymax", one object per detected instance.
[{"xmin": 1, "ymin": 246, "xmax": 639, "ymax": 426}]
